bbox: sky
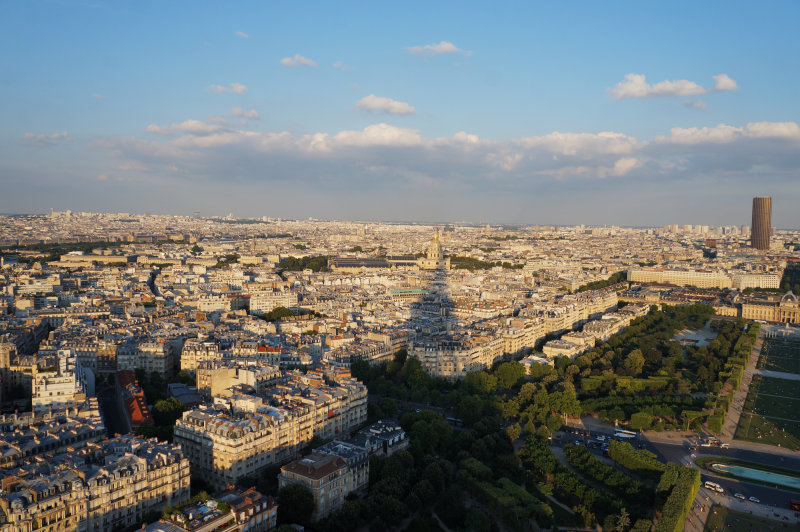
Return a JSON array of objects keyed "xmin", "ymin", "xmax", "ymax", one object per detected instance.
[{"xmin": 1, "ymin": 1, "xmax": 799, "ymax": 227}]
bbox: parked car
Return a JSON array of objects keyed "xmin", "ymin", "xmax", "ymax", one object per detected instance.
[
  {"xmin": 749, "ymin": 496, "xmax": 760, "ymax": 503},
  {"xmin": 734, "ymin": 493, "xmax": 746, "ymax": 500}
]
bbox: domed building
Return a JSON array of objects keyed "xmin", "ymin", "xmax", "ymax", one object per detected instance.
[
  {"xmin": 417, "ymin": 229, "xmax": 450, "ymax": 270},
  {"xmin": 741, "ymin": 290, "xmax": 800, "ymax": 324}
]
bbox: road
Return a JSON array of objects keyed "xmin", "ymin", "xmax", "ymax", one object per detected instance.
[
  {"xmin": 561, "ymin": 421, "xmax": 800, "ymax": 516},
  {"xmin": 148, "ymin": 268, "xmax": 163, "ymax": 298},
  {"xmin": 97, "ymin": 384, "xmax": 128, "ymax": 436},
  {"xmin": 647, "ymin": 440, "xmax": 800, "ymax": 510}
]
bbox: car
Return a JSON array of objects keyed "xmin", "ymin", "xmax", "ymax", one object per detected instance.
[
  {"xmin": 720, "ymin": 442, "xmax": 730, "ymax": 448},
  {"xmin": 596, "ymin": 435, "xmax": 606, "ymax": 441},
  {"xmin": 749, "ymin": 496, "xmax": 760, "ymax": 503},
  {"xmin": 734, "ymin": 493, "xmax": 745, "ymax": 500},
  {"xmin": 574, "ymin": 440, "xmax": 582, "ymax": 445}
]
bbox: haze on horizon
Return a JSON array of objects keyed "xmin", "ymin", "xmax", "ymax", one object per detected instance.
[{"xmin": 1, "ymin": 1, "xmax": 799, "ymax": 227}]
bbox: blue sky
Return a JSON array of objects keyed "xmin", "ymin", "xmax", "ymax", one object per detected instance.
[{"xmin": 1, "ymin": 1, "xmax": 799, "ymax": 226}]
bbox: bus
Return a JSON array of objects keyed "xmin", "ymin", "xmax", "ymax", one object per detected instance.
[
  {"xmin": 704, "ymin": 481, "xmax": 724, "ymax": 493},
  {"xmin": 614, "ymin": 429, "xmax": 637, "ymax": 439}
]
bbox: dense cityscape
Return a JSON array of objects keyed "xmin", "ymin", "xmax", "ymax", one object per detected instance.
[
  {"xmin": 3, "ymin": 2, "xmax": 800, "ymax": 531},
  {"xmin": 0, "ymin": 200, "xmax": 798, "ymax": 531}
]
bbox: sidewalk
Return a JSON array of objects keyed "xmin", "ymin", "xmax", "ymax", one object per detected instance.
[
  {"xmin": 684, "ymin": 491, "xmax": 711, "ymax": 532},
  {"xmin": 694, "ymin": 486, "xmax": 800, "ymax": 527},
  {"xmin": 754, "ymin": 368, "xmax": 800, "ymax": 382},
  {"xmin": 719, "ymin": 330, "xmax": 763, "ymax": 441}
]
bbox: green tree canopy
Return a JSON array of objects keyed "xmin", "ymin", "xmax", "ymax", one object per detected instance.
[
  {"xmin": 464, "ymin": 371, "xmax": 498, "ymax": 395},
  {"xmin": 495, "ymin": 361, "xmax": 526, "ymax": 389},
  {"xmin": 278, "ymin": 483, "xmax": 315, "ymax": 526}
]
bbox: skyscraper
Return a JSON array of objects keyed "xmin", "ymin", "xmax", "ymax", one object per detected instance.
[{"xmin": 751, "ymin": 196, "xmax": 772, "ymax": 250}]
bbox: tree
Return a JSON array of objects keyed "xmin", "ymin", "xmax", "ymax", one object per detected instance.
[
  {"xmin": 622, "ymin": 349, "xmax": 645, "ymax": 377},
  {"xmin": 170, "ymin": 370, "xmax": 195, "ymax": 386},
  {"xmin": 465, "ymin": 508, "xmax": 492, "ymax": 532},
  {"xmin": 152, "ymin": 397, "xmax": 185, "ymax": 426},
  {"xmin": 278, "ymin": 483, "xmax": 315, "ymax": 526},
  {"xmin": 458, "ymin": 395, "xmax": 484, "ymax": 425},
  {"xmin": 630, "ymin": 412, "xmax": 652, "ymax": 431},
  {"xmin": 616, "ymin": 508, "xmax": 631, "ymax": 532},
  {"xmin": 506, "ymin": 423, "xmax": 522, "ymax": 442},
  {"xmin": 190, "ymin": 244, "xmax": 203, "ymax": 253},
  {"xmin": 463, "ymin": 371, "xmax": 497, "ymax": 395},
  {"xmin": 350, "ymin": 359, "xmax": 371, "ymax": 383},
  {"xmin": 495, "ymin": 361, "xmax": 526, "ymax": 389},
  {"xmin": 377, "ymin": 397, "xmax": 398, "ymax": 417}
]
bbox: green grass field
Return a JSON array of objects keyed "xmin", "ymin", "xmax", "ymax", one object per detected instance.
[
  {"xmin": 703, "ymin": 506, "xmax": 787, "ymax": 532},
  {"xmin": 757, "ymin": 337, "xmax": 800, "ymax": 375},
  {"xmin": 735, "ymin": 375, "xmax": 800, "ymax": 450}
]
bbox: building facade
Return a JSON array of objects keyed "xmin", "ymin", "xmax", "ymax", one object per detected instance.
[{"xmin": 751, "ymin": 196, "xmax": 772, "ymax": 250}]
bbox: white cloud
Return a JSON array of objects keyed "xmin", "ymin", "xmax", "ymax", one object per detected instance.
[
  {"xmin": 682, "ymin": 101, "xmax": 708, "ymax": 110},
  {"xmin": 656, "ymin": 121, "xmax": 800, "ymax": 145},
  {"xmin": 92, "ymin": 119, "xmax": 800, "ymax": 204},
  {"xmin": 713, "ymin": 73, "xmax": 738, "ymax": 91},
  {"xmin": 280, "ymin": 54, "xmax": 317, "ymax": 67},
  {"xmin": 23, "ymin": 131, "xmax": 72, "ymax": 146},
  {"xmin": 330, "ymin": 123, "xmax": 424, "ymax": 148},
  {"xmin": 517, "ymin": 131, "xmax": 641, "ymax": 156},
  {"xmin": 355, "ymin": 94, "xmax": 416, "ymax": 115},
  {"xmin": 611, "ymin": 73, "xmax": 738, "ymax": 99},
  {"xmin": 234, "ymin": 30, "xmax": 249, "ymax": 38},
  {"xmin": 91, "ymin": 93, "xmax": 105, "ymax": 100},
  {"xmin": 332, "ymin": 61, "xmax": 353, "ymax": 71},
  {"xmin": 612, "ymin": 157, "xmax": 642, "ymax": 176},
  {"xmin": 145, "ymin": 120, "xmax": 223, "ymax": 136},
  {"xmin": 208, "ymin": 82, "xmax": 248, "ymax": 94},
  {"xmin": 407, "ymin": 40, "xmax": 462, "ymax": 57},
  {"xmin": 232, "ymin": 107, "xmax": 260, "ymax": 120}
]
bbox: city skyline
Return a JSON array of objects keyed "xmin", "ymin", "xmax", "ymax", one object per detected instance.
[{"xmin": 1, "ymin": 1, "xmax": 799, "ymax": 226}]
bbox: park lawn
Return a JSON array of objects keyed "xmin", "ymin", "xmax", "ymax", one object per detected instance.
[
  {"xmin": 758, "ymin": 338, "xmax": 800, "ymax": 375},
  {"xmin": 756, "ymin": 376, "xmax": 800, "ymax": 399},
  {"xmin": 703, "ymin": 505, "xmax": 785, "ymax": 532},
  {"xmin": 734, "ymin": 412, "xmax": 800, "ymax": 450},
  {"xmin": 752, "ymin": 394, "xmax": 800, "ymax": 422},
  {"xmin": 761, "ymin": 355, "xmax": 800, "ymax": 375},
  {"xmin": 735, "ymin": 374, "xmax": 800, "ymax": 450}
]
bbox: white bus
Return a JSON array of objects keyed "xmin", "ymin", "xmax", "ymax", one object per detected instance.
[
  {"xmin": 614, "ymin": 429, "xmax": 637, "ymax": 439},
  {"xmin": 704, "ymin": 481, "xmax": 724, "ymax": 493}
]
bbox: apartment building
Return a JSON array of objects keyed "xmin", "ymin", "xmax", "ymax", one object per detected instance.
[
  {"xmin": 250, "ymin": 290, "xmax": 298, "ymax": 314},
  {"xmin": 174, "ymin": 376, "xmax": 367, "ymax": 485},
  {"xmin": 195, "ymin": 361, "xmax": 283, "ymax": 397},
  {"xmin": 31, "ymin": 350, "xmax": 94, "ymax": 414},
  {"xmin": 180, "ymin": 338, "xmax": 221, "ymax": 371},
  {"xmin": 0, "ymin": 435, "xmax": 190, "ymax": 532},
  {"xmin": 628, "ymin": 267, "xmax": 732, "ymax": 289},
  {"xmin": 278, "ymin": 453, "xmax": 350, "ymax": 521}
]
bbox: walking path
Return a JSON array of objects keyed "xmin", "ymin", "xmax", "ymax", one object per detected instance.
[
  {"xmin": 754, "ymin": 369, "xmax": 800, "ymax": 382},
  {"xmin": 684, "ymin": 491, "xmax": 711, "ymax": 532},
  {"xmin": 720, "ymin": 332, "xmax": 763, "ymax": 441}
]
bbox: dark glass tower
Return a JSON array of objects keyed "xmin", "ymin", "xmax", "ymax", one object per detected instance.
[{"xmin": 751, "ymin": 197, "xmax": 772, "ymax": 250}]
